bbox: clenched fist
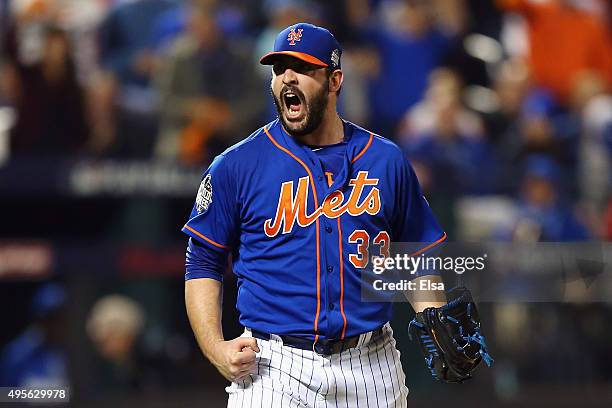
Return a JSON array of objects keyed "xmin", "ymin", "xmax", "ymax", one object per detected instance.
[{"xmin": 209, "ymin": 337, "xmax": 261, "ymax": 382}]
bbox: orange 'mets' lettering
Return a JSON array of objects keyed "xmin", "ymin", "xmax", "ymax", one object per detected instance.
[{"xmin": 264, "ymin": 171, "xmax": 381, "ymax": 237}]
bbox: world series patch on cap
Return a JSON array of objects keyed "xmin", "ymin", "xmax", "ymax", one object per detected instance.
[{"xmin": 260, "ymin": 23, "xmax": 342, "ymax": 69}]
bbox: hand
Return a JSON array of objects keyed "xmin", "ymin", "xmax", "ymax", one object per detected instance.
[{"xmin": 209, "ymin": 337, "xmax": 260, "ymax": 382}]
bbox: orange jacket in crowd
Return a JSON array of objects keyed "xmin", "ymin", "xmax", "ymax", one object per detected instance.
[{"xmin": 498, "ymin": 0, "xmax": 612, "ymax": 102}]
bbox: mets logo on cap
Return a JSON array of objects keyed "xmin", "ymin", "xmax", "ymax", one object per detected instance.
[{"xmin": 287, "ymin": 28, "xmax": 303, "ymax": 46}]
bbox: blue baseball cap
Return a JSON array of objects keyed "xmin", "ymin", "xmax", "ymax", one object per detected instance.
[
  {"xmin": 260, "ymin": 23, "xmax": 342, "ymax": 69},
  {"xmin": 523, "ymin": 155, "xmax": 560, "ymax": 184}
]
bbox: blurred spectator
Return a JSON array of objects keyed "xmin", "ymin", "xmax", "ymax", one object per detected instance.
[
  {"xmin": 399, "ymin": 68, "xmax": 484, "ymax": 141},
  {"xmin": 483, "ymin": 59, "xmax": 531, "ymax": 144},
  {"xmin": 254, "ymin": 0, "xmax": 317, "ymax": 79},
  {"xmin": 0, "ymin": 283, "xmax": 68, "ymax": 387},
  {"xmin": 434, "ymin": 0, "xmax": 492, "ymax": 87},
  {"xmin": 150, "ymin": 4, "xmax": 189, "ymax": 53},
  {"xmin": 96, "ymin": 0, "xmax": 178, "ymax": 157},
  {"xmin": 497, "ymin": 0, "xmax": 612, "ymax": 103},
  {"xmin": 8, "ymin": 25, "xmax": 88, "ymax": 155},
  {"xmin": 0, "ymin": 1, "xmax": 114, "ymax": 78},
  {"xmin": 2, "ymin": 0, "xmax": 54, "ymax": 68},
  {"xmin": 254, "ymin": 0, "xmax": 317, "ymax": 122},
  {"xmin": 365, "ymin": 0, "xmax": 453, "ymax": 137},
  {"xmin": 495, "ymin": 88, "xmax": 579, "ymax": 193},
  {"xmin": 49, "ymin": 1, "xmax": 115, "ymax": 82},
  {"xmin": 86, "ymin": 294, "xmax": 147, "ymax": 391},
  {"xmin": 98, "ymin": 0, "xmax": 177, "ymax": 91},
  {"xmin": 339, "ymin": 0, "xmax": 383, "ymax": 125},
  {"xmin": 572, "ymin": 71, "xmax": 612, "ymax": 212},
  {"xmin": 155, "ymin": 3, "xmax": 261, "ymax": 164},
  {"xmin": 151, "ymin": 0, "xmax": 252, "ymax": 54},
  {"xmin": 209, "ymin": 0, "xmax": 251, "ymax": 38},
  {"xmin": 510, "ymin": 155, "xmax": 591, "ymax": 241},
  {"xmin": 399, "ymin": 68, "xmax": 495, "ymax": 195}
]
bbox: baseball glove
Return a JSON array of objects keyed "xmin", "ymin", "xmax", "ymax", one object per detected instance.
[{"xmin": 408, "ymin": 286, "xmax": 493, "ymax": 383}]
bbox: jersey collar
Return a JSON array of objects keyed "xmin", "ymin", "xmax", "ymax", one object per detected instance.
[
  {"xmin": 267, "ymin": 119, "xmax": 372, "ymax": 195},
  {"xmin": 267, "ymin": 118, "xmax": 372, "ymax": 167}
]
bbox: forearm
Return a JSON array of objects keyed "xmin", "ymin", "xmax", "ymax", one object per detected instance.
[
  {"xmin": 185, "ymin": 278, "xmax": 224, "ymax": 364},
  {"xmin": 404, "ymin": 275, "xmax": 447, "ymax": 312}
]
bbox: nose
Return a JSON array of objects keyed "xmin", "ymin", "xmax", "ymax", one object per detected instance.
[{"xmin": 282, "ymin": 68, "xmax": 298, "ymax": 85}]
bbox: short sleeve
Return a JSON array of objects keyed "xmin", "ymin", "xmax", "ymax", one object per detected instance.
[
  {"xmin": 392, "ymin": 157, "xmax": 446, "ymax": 253},
  {"xmin": 182, "ymin": 154, "xmax": 239, "ymax": 250}
]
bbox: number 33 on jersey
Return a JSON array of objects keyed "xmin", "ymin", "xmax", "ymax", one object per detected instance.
[{"xmin": 182, "ymin": 119, "xmax": 446, "ymax": 341}]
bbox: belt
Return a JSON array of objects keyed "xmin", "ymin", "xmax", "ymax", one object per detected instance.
[{"xmin": 250, "ymin": 326, "xmax": 385, "ymax": 356}]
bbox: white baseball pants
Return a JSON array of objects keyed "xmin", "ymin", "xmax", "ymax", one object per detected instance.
[{"xmin": 226, "ymin": 322, "xmax": 409, "ymax": 408}]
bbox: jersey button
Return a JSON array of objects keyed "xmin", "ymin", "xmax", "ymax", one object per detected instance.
[
  {"xmin": 327, "ymin": 266, "xmax": 333, "ymax": 273},
  {"xmin": 325, "ymin": 226, "xmax": 332, "ymax": 233},
  {"xmin": 329, "ymin": 303, "xmax": 334, "ymax": 310}
]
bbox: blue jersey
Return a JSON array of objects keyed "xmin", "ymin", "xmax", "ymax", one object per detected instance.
[{"xmin": 182, "ymin": 119, "xmax": 446, "ymax": 341}]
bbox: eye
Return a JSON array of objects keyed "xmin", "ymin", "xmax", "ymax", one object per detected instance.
[
  {"xmin": 272, "ymin": 63, "xmax": 286, "ymax": 76},
  {"xmin": 272, "ymin": 59, "xmax": 318, "ymax": 76},
  {"xmin": 296, "ymin": 62, "xmax": 315, "ymax": 74}
]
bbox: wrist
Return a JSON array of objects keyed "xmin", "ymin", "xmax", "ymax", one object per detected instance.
[
  {"xmin": 203, "ymin": 338, "xmax": 225, "ymax": 364},
  {"xmin": 412, "ymin": 301, "xmax": 448, "ymax": 313}
]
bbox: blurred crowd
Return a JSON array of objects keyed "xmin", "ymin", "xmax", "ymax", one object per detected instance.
[
  {"xmin": 1, "ymin": 0, "xmax": 611, "ymax": 241},
  {"xmin": 0, "ymin": 279, "xmax": 207, "ymax": 399}
]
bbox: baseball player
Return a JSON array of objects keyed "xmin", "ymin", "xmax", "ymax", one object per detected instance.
[{"xmin": 183, "ymin": 23, "xmax": 490, "ymax": 407}]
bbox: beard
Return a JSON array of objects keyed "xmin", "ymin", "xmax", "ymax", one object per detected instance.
[{"xmin": 272, "ymin": 79, "xmax": 329, "ymax": 138}]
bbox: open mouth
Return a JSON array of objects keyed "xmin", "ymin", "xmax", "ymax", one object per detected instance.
[{"xmin": 282, "ymin": 90, "xmax": 304, "ymax": 120}]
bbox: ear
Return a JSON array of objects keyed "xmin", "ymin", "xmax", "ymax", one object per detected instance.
[{"xmin": 329, "ymin": 69, "xmax": 343, "ymax": 94}]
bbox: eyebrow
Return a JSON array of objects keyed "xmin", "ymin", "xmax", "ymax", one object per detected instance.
[{"xmin": 275, "ymin": 61, "xmax": 319, "ymax": 72}]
